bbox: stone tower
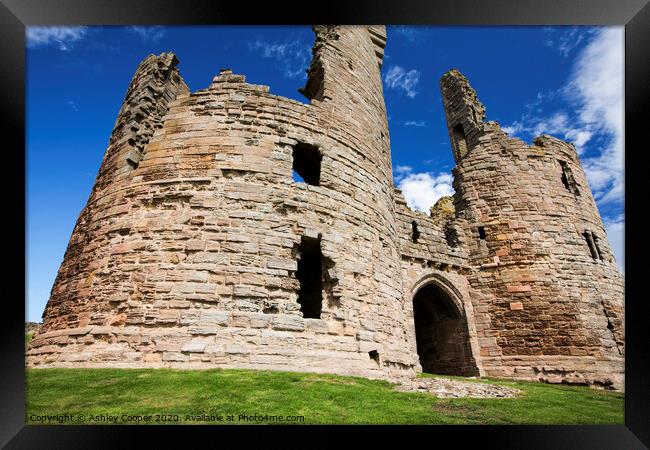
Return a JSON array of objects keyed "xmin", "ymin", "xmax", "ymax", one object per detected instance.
[
  {"xmin": 28, "ymin": 28, "xmax": 624, "ymax": 390},
  {"xmin": 439, "ymin": 69, "xmax": 624, "ymax": 388},
  {"xmin": 28, "ymin": 26, "xmax": 418, "ymax": 378}
]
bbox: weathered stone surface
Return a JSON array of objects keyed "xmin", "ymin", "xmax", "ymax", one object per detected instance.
[
  {"xmin": 201, "ymin": 311, "xmax": 229, "ymax": 326},
  {"xmin": 271, "ymin": 315, "xmax": 305, "ymax": 332},
  {"xmin": 27, "ymin": 27, "xmax": 623, "ymax": 391},
  {"xmin": 181, "ymin": 341, "xmax": 208, "ymax": 353}
]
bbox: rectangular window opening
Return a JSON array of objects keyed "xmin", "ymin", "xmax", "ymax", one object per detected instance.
[
  {"xmin": 292, "ymin": 142, "xmax": 321, "ymax": 186},
  {"xmin": 411, "ymin": 221, "xmax": 420, "ymax": 243},
  {"xmin": 444, "ymin": 224, "xmax": 460, "ymax": 247},
  {"xmin": 296, "ymin": 236, "xmax": 323, "ymax": 319},
  {"xmin": 369, "ymin": 350, "xmax": 380, "ymax": 365},
  {"xmin": 478, "ymin": 226, "xmax": 486, "ymax": 240}
]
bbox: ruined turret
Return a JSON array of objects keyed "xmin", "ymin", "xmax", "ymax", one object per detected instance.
[
  {"xmin": 439, "ymin": 69, "xmax": 624, "ymax": 389},
  {"xmin": 29, "ymin": 26, "xmax": 417, "ymax": 380}
]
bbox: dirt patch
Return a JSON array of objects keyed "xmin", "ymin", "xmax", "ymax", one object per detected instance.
[
  {"xmin": 431, "ymin": 402, "xmax": 476, "ymax": 414},
  {"xmin": 298, "ymin": 376, "xmax": 359, "ymax": 386}
]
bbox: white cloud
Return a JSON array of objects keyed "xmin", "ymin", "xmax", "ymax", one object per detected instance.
[
  {"xmin": 563, "ymin": 129, "xmax": 593, "ymax": 149},
  {"xmin": 384, "ymin": 65, "xmax": 420, "ymax": 98},
  {"xmin": 248, "ymin": 40, "xmax": 311, "ymax": 79},
  {"xmin": 129, "ymin": 26, "xmax": 166, "ymax": 43},
  {"xmin": 544, "ymin": 27, "xmax": 594, "ymax": 57},
  {"xmin": 570, "ymin": 28, "xmax": 624, "ymax": 206},
  {"xmin": 604, "ymin": 215, "xmax": 624, "ymax": 273},
  {"xmin": 501, "ymin": 124, "xmax": 521, "ymax": 135},
  {"xmin": 394, "ymin": 26, "xmax": 417, "ymax": 40},
  {"xmin": 502, "ymin": 27, "xmax": 624, "ymax": 207},
  {"xmin": 27, "ymin": 26, "xmax": 89, "ymax": 51},
  {"xmin": 404, "ymin": 120, "xmax": 426, "ymax": 127},
  {"xmin": 504, "ymin": 111, "xmax": 594, "ymax": 154},
  {"xmin": 395, "ymin": 167, "xmax": 454, "ymax": 213},
  {"xmin": 67, "ymin": 100, "xmax": 78, "ymax": 112},
  {"xmin": 394, "ymin": 165, "xmax": 413, "ymax": 176}
]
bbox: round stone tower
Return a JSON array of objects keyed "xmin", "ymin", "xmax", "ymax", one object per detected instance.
[
  {"xmin": 440, "ymin": 69, "xmax": 625, "ymax": 389},
  {"xmin": 28, "ymin": 26, "xmax": 418, "ymax": 378}
]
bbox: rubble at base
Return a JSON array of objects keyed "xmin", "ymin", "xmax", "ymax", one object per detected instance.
[{"xmin": 393, "ymin": 376, "xmax": 520, "ymax": 399}]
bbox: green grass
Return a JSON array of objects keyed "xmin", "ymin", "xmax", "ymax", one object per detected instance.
[
  {"xmin": 26, "ymin": 368, "xmax": 624, "ymax": 425},
  {"xmin": 25, "ymin": 333, "xmax": 34, "ymax": 345}
]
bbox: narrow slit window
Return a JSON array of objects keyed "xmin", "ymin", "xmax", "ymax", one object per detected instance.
[
  {"xmin": 478, "ymin": 226, "xmax": 486, "ymax": 240},
  {"xmin": 561, "ymin": 169, "xmax": 570, "ymax": 191},
  {"xmin": 560, "ymin": 161, "xmax": 580, "ymax": 195},
  {"xmin": 292, "ymin": 142, "xmax": 321, "ymax": 186},
  {"xmin": 583, "ymin": 231, "xmax": 599, "ymax": 260},
  {"xmin": 452, "ymin": 124, "xmax": 468, "ymax": 160},
  {"xmin": 411, "ymin": 221, "xmax": 420, "ymax": 243},
  {"xmin": 296, "ymin": 236, "xmax": 323, "ymax": 319},
  {"xmin": 369, "ymin": 350, "xmax": 380, "ymax": 365},
  {"xmin": 593, "ymin": 234, "xmax": 605, "ymax": 260},
  {"xmin": 444, "ymin": 225, "xmax": 460, "ymax": 248}
]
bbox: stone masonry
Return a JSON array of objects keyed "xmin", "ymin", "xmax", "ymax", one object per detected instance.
[{"xmin": 28, "ymin": 26, "xmax": 625, "ymax": 390}]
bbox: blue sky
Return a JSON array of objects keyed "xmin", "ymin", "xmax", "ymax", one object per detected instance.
[{"xmin": 26, "ymin": 25, "xmax": 624, "ymax": 322}]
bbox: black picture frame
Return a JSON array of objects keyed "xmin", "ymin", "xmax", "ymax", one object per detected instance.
[{"xmin": 3, "ymin": 0, "xmax": 648, "ymax": 447}]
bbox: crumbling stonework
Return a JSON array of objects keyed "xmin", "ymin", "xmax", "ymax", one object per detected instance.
[{"xmin": 28, "ymin": 27, "xmax": 624, "ymax": 390}]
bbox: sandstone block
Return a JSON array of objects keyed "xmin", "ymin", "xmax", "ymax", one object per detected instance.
[
  {"xmin": 507, "ymin": 285, "xmax": 532, "ymax": 293},
  {"xmin": 181, "ymin": 341, "xmax": 208, "ymax": 353},
  {"xmin": 272, "ymin": 315, "xmax": 305, "ymax": 332},
  {"xmin": 202, "ymin": 310, "xmax": 230, "ymax": 326},
  {"xmin": 188, "ymin": 326, "xmax": 218, "ymax": 335}
]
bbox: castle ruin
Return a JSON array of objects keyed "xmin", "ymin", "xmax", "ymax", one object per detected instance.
[{"xmin": 27, "ymin": 26, "xmax": 625, "ymax": 390}]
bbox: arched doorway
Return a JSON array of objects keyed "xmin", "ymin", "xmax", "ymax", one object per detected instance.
[{"xmin": 412, "ymin": 282, "xmax": 478, "ymax": 376}]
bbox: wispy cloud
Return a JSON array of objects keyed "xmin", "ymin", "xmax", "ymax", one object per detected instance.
[
  {"xmin": 394, "ymin": 165, "xmax": 413, "ymax": 176},
  {"xmin": 394, "ymin": 166, "xmax": 454, "ymax": 212},
  {"xmin": 129, "ymin": 26, "xmax": 166, "ymax": 43},
  {"xmin": 391, "ymin": 26, "xmax": 429, "ymax": 44},
  {"xmin": 404, "ymin": 120, "xmax": 427, "ymax": 127},
  {"xmin": 384, "ymin": 65, "xmax": 420, "ymax": 98},
  {"xmin": 503, "ymin": 27, "xmax": 623, "ymax": 207},
  {"xmin": 248, "ymin": 40, "xmax": 311, "ymax": 79},
  {"xmin": 27, "ymin": 26, "xmax": 89, "ymax": 51},
  {"xmin": 570, "ymin": 28, "xmax": 624, "ymax": 206},
  {"xmin": 504, "ymin": 111, "xmax": 593, "ymax": 153},
  {"xmin": 394, "ymin": 26, "xmax": 418, "ymax": 41},
  {"xmin": 67, "ymin": 100, "xmax": 78, "ymax": 112},
  {"xmin": 543, "ymin": 27, "xmax": 595, "ymax": 57}
]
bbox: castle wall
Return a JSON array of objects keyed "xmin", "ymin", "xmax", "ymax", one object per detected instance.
[
  {"xmin": 29, "ymin": 26, "xmax": 418, "ymax": 379},
  {"xmin": 28, "ymin": 29, "xmax": 625, "ymax": 390},
  {"xmin": 440, "ymin": 70, "xmax": 624, "ymax": 389},
  {"xmin": 394, "ymin": 191, "xmax": 482, "ymax": 377}
]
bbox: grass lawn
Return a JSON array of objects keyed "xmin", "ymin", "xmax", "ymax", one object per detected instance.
[{"xmin": 25, "ymin": 368, "xmax": 624, "ymax": 425}]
